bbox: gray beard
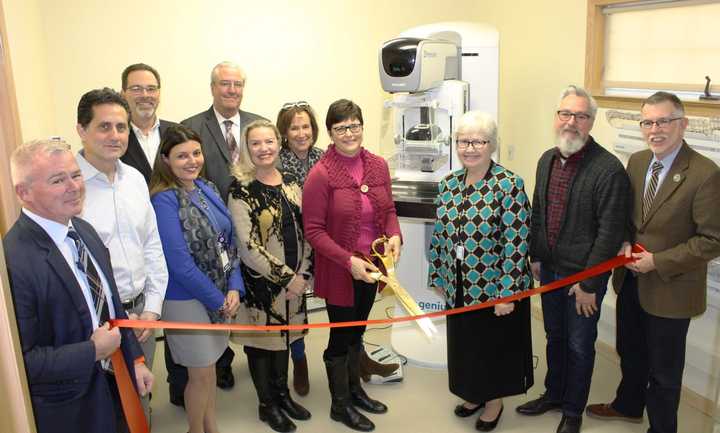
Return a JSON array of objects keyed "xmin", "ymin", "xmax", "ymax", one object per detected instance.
[{"xmin": 556, "ymin": 135, "xmax": 585, "ymax": 157}]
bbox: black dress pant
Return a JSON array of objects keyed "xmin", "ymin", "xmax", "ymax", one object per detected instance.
[
  {"xmin": 611, "ymin": 273, "xmax": 690, "ymax": 433},
  {"xmin": 324, "ymin": 279, "xmax": 377, "ymax": 358}
]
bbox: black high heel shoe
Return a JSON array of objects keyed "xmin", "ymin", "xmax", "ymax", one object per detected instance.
[
  {"xmin": 454, "ymin": 402, "xmax": 485, "ymax": 418},
  {"xmin": 475, "ymin": 405, "xmax": 503, "ymax": 432}
]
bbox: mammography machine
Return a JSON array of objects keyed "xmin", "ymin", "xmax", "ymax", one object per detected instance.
[{"xmin": 379, "ymin": 22, "xmax": 499, "ymax": 367}]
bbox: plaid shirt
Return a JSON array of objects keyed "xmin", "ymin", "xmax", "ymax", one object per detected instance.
[{"xmin": 546, "ymin": 146, "xmax": 588, "ymax": 249}]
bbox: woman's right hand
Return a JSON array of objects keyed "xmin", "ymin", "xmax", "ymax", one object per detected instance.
[{"xmin": 349, "ymin": 256, "xmax": 379, "ymax": 283}]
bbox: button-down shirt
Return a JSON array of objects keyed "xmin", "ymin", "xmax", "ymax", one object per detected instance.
[
  {"xmin": 130, "ymin": 117, "xmax": 161, "ymax": 166},
  {"xmin": 77, "ymin": 152, "xmax": 168, "ymax": 316},
  {"xmin": 22, "ymin": 208, "xmax": 117, "ymax": 328},
  {"xmin": 546, "ymin": 145, "xmax": 589, "ymax": 250},
  {"xmin": 213, "ymin": 108, "xmax": 241, "ymax": 145},
  {"xmin": 644, "ymin": 141, "xmax": 683, "ymax": 195}
]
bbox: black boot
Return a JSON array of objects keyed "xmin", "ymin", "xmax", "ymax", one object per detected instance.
[
  {"xmin": 325, "ymin": 353, "xmax": 375, "ymax": 432},
  {"xmin": 271, "ymin": 350, "xmax": 311, "ymax": 420},
  {"xmin": 246, "ymin": 348, "xmax": 296, "ymax": 433},
  {"xmin": 348, "ymin": 344, "xmax": 388, "ymax": 414}
]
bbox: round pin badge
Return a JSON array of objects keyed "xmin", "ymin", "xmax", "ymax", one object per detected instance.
[
  {"xmin": 360, "ymin": 184, "xmax": 369, "ymax": 193},
  {"xmin": 673, "ymin": 174, "xmax": 681, "ymax": 182}
]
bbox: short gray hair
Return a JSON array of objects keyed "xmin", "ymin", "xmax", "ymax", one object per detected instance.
[
  {"xmin": 454, "ymin": 111, "xmax": 498, "ymax": 153},
  {"xmin": 210, "ymin": 61, "xmax": 246, "ymax": 84},
  {"xmin": 10, "ymin": 138, "xmax": 71, "ymax": 186},
  {"xmin": 558, "ymin": 85, "xmax": 598, "ymax": 118}
]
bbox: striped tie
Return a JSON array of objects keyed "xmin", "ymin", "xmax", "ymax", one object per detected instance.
[
  {"xmin": 223, "ymin": 120, "xmax": 238, "ymax": 163},
  {"xmin": 67, "ymin": 228, "xmax": 110, "ymax": 324},
  {"xmin": 642, "ymin": 161, "xmax": 663, "ymax": 221}
]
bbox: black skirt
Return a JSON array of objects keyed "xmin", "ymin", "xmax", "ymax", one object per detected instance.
[{"xmin": 447, "ymin": 265, "xmax": 534, "ymax": 403}]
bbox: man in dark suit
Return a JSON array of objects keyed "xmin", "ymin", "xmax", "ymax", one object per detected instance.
[
  {"xmin": 120, "ymin": 63, "xmax": 177, "ymax": 184},
  {"xmin": 587, "ymin": 92, "xmax": 720, "ymax": 433},
  {"xmin": 5, "ymin": 139, "xmax": 154, "ymax": 433},
  {"xmin": 181, "ymin": 61, "xmax": 266, "ymax": 201}
]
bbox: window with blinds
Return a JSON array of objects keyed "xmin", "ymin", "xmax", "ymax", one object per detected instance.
[{"xmin": 585, "ymin": 0, "xmax": 720, "ymax": 116}]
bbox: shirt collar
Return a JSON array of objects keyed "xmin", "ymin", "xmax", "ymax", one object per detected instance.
[
  {"xmin": 22, "ymin": 208, "xmax": 72, "ymax": 246},
  {"xmin": 213, "ymin": 108, "xmax": 240, "ymax": 127},
  {"xmin": 650, "ymin": 140, "xmax": 683, "ymax": 168},
  {"xmin": 76, "ymin": 150, "xmax": 124, "ymax": 183},
  {"xmin": 130, "ymin": 117, "xmax": 160, "ymax": 136}
]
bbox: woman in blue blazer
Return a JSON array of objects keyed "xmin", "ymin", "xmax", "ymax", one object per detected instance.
[{"xmin": 150, "ymin": 124, "xmax": 244, "ymax": 433}]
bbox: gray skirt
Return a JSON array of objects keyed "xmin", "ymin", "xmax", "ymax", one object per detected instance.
[{"xmin": 162, "ymin": 299, "xmax": 229, "ymax": 368}]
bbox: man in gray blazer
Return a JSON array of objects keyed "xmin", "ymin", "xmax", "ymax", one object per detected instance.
[
  {"xmin": 587, "ymin": 92, "xmax": 720, "ymax": 433},
  {"xmin": 181, "ymin": 61, "xmax": 266, "ymax": 201}
]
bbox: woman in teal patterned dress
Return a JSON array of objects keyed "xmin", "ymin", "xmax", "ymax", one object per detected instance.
[{"xmin": 428, "ymin": 111, "xmax": 534, "ymax": 432}]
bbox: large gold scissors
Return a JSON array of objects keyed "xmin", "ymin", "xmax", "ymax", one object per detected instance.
[{"xmin": 362, "ymin": 236, "xmax": 438, "ymax": 340}]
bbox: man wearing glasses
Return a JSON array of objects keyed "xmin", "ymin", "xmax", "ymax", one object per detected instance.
[
  {"xmin": 181, "ymin": 61, "xmax": 266, "ymax": 202},
  {"xmin": 120, "ymin": 63, "xmax": 178, "ymax": 185},
  {"xmin": 516, "ymin": 85, "xmax": 631, "ymax": 433},
  {"xmin": 587, "ymin": 92, "xmax": 720, "ymax": 433}
]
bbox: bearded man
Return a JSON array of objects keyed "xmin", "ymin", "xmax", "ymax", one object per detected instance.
[{"xmin": 514, "ymin": 86, "xmax": 632, "ymax": 433}]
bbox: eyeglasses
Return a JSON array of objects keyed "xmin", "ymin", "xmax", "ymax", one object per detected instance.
[
  {"xmin": 557, "ymin": 110, "xmax": 592, "ymax": 122},
  {"xmin": 639, "ymin": 117, "xmax": 683, "ymax": 129},
  {"xmin": 126, "ymin": 85, "xmax": 160, "ymax": 94},
  {"xmin": 216, "ymin": 80, "xmax": 244, "ymax": 89},
  {"xmin": 281, "ymin": 101, "xmax": 310, "ymax": 110},
  {"xmin": 456, "ymin": 139, "xmax": 491, "ymax": 150},
  {"xmin": 332, "ymin": 123, "xmax": 363, "ymax": 135}
]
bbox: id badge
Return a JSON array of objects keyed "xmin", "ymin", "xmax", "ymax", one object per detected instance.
[
  {"xmin": 219, "ymin": 249, "xmax": 231, "ymax": 272},
  {"xmin": 456, "ymin": 245, "xmax": 465, "ymax": 260}
]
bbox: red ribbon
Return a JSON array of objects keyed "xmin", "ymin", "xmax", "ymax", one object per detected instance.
[{"xmin": 109, "ymin": 245, "xmax": 642, "ymax": 433}]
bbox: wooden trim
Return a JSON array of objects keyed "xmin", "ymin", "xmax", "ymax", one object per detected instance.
[
  {"xmin": 605, "ymin": 80, "xmax": 720, "ymax": 93},
  {"xmin": 0, "ymin": 2, "xmax": 36, "ymax": 432},
  {"xmin": 585, "ymin": 0, "xmax": 720, "ymax": 114},
  {"xmin": 0, "ymin": 0, "xmax": 21, "ymax": 235},
  {"xmin": 595, "ymin": 95, "xmax": 720, "ymax": 116}
]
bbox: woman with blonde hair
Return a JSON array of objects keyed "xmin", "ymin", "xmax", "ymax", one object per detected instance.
[{"xmin": 228, "ymin": 120, "xmax": 312, "ymax": 432}]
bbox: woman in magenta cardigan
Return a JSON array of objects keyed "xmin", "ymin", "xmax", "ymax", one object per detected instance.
[{"xmin": 303, "ymin": 99, "xmax": 401, "ymax": 432}]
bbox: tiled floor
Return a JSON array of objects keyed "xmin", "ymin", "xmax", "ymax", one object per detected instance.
[{"xmin": 149, "ymin": 296, "xmax": 716, "ymax": 433}]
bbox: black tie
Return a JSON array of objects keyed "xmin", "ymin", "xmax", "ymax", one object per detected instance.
[{"xmin": 67, "ymin": 228, "xmax": 111, "ymax": 323}]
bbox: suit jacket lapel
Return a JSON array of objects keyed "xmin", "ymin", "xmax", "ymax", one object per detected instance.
[
  {"xmin": 128, "ymin": 129, "xmax": 152, "ymax": 175},
  {"xmin": 640, "ymin": 143, "xmax": 689, "ymax": 228},
  {"xmin": 204, "ymin": 107, "xmax": 230, "ymax": 164},
  {"xmin": 19, "ymin": 214, "xmax": 94, "ymax": 335},
  {"xmin": 630, "ymin": 151, "xmax": 652, "ymax": 227}
]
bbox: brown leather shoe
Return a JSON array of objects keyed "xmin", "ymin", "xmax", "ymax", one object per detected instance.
[
  {"xmin": 293, "ymin": 356, "xmax": 310, "ymax": 396},
  {"xmin": 359, "ymin": 350, "xmax": 399, "ymax": 382},
  {"xmin": 586, "ymin": 403, "xmax": 643, "ymax": 423}
]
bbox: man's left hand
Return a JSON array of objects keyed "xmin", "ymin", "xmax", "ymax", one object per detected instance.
[
  {"xmin": 134, "ymin": 362, "xmax": 154, "ymax": 396},
  {"xmin": 629, "ymin": 250, "xmax": 655, "ymax": 274},
  {"xmin": 134, "ymin": 312, "xmax": 159, "ymax": 343},
  {"xmin": 568, "ymin": 283, "xmax": 598, "ymax": 317}
]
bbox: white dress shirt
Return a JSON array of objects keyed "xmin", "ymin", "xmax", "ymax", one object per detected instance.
[
  {"xmin": 22, "ymin": 208, "xmax": 117, "ymax": 328},
  {"xmin": 77, "ymin": 152, "xmax": 168, "ymax": 316},
  {"xmin": 130, "ymin": 117, "xmax": 161, "ymax": 165},
  {"xmin": 213, "ymin": 108, "xmax": 241, "ymax": 145}
]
